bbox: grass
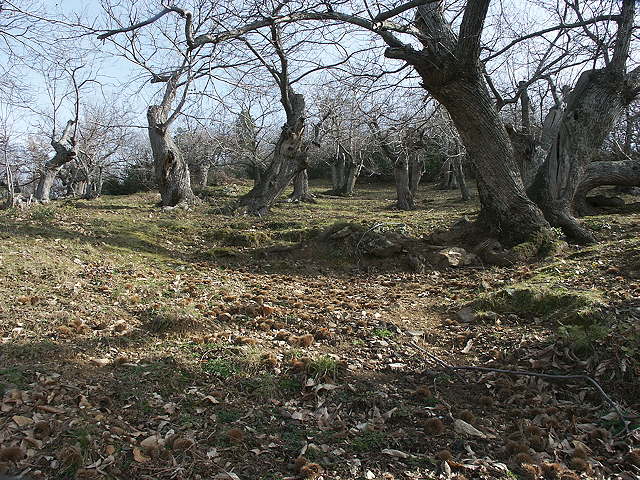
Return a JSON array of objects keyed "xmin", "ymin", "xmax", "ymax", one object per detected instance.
[
  {"xmin": 372, "ymin": 328, "xmax": 394, "ymax": 338},
  {"xmin": 351, "ymin": 431, "xmax": 388, "ymax": 452},
  {"xmin": 307, "ymin": 355, "xmax": 341, "ymax": 378},
  {"xmin": 203, "ymin": 358, "xmax": 240, "ymax": 378}
]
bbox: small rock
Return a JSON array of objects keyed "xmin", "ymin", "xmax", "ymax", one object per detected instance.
[
  {"xmin": 433, "ymin": 247, "xmax": 478, "ymax": 267},
  {"xmin": 457, "ymin": 307, "xmax": 477, "ymax": 323}
]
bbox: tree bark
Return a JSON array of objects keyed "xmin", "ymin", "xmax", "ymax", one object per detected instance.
[
  {"xmin": 190, "ymin": 162, "xmax": 210, "ymax": 189},
  {"xmin": 289, "ymin": 168, "xmax": 316, "ymax": 203},
  {"xmin": 331, "ymin": 144, "xmax": 363, "ymax": 196},
  {"xmin": 394, "ymin": 156, "xmax": 415, "ymax": 210},
  {"xmin": 421, "ymin": 73, "xmax": 549, "ymax": 244},
  {"xmin": 506, "ymin": 125, "xmax": 542, "ymax": 190},
  {"xmin": 454, "ymin": 156, "xmax": 470, "ymax": 201},
  {"xmin": 574, "ymin": 159, "xmax": 640, "ymax": 215},
  {"xmin": 35, "ymin": 120, "xmax": 77, "ymax": 202},
  {"xmin": 528, "ymin": 70, "xmax": 630, "ymax": 243},
  {"xmin": 147, "ymin": 75, "xmax": 196, "ymax": 208},
  {"xmin": 237, "ymin": 90, "xmax": 306, "ymax": 216},
  {"xmin": 408, "ymin": 153, "xmax": 424, "ymax": 197},
  {"xmin": 382, "ymin": 3, "xmax": 551, "ymax": 244},
  {"xmin": 527, "ymin": 0, "xmax": 639, "ymax": 243}
]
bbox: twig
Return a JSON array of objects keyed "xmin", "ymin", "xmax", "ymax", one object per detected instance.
[{"xmin": 410, "ymin": 342, "xmax": 466, "ymax": 382}]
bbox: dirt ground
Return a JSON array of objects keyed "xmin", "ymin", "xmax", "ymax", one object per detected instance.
[{"xmin": 1, "ymin": 182, "xmax": 639, "ymax": 480}]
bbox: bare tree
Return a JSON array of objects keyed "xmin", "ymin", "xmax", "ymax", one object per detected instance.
[
  {"xmin": 146, "ymin": 69, "xmax": 199, "ymax": 207},
  {"xmin": 32, "ymin": 62, "xmax": 103, "ymax": 202},
  {"xmin": 370, "ymin": 120, "xmax": 416, "ymax": 210},
  {"xmin": 528, "ymin": 0, "xmax": 640, "ymax": 243}
]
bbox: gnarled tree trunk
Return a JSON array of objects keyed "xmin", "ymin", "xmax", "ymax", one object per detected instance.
[
  {"xmin": 527, "ymin": 0, "xmax": 638, "ymax": 243},
  {"xmin": 528, "ymin": 70, "xmax": 631, "ymax": 243},
  {"xmin": 35, "ymin": 120, "xmax": 77, "ymax": 202},
  {"xmin": 190, "ymin": 162, "xmax": 210, "ymax": 189},
  {"xmin": 331, "ymin": 144, "xmax": 363, "ymax": 196},
  {"xmin": 147, "ymin": 76, "xmax": 196, "ymax": 208},
  {"xmin": 408, "ymin": 153, "xmax": 424, "ymax": 197},
  {"xmin": 237, "ymin": 90, "xmax": 306, "ymax": 216},
  {"xmin": 424, "ymin": 74, "xmax": 549, "ymax": 244},
  {"xmin": 381, "ymin": 2, "xmax": 551, "ymax": 244}
]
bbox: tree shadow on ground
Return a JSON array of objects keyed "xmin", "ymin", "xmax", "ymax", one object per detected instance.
[{"xmin": 1, "ymin": 219, "xmax": 191, "ymax": 263}]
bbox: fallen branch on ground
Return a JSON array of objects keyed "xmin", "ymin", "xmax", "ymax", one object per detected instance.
[{"xmin": 411, "ymin": 342, "xmax": 629, "ymax": 435}]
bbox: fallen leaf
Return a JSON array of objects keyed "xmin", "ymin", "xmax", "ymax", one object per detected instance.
[
  {"xmin": 381, "ymin": 448, "xmax": 411, "ymax": 458},
  {"xmin": 454, "ymin": 419, "xmax": 488, "ymax": 438},
  {"xmin": 12, "ymin": 415, "xmax": 33, "ymax": 427},
  {"xmin": 133, "ymin": 447, "xmax": 149, "ymax": 463}
]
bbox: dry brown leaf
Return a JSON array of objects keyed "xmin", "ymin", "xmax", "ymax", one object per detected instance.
[
  {"xmin": 133, "ymin": 447, "xmax": 150, "ymax": 463},
  {"xmin": 12, "ymin": 415, "xmax": 33, "ymax": 427},
  {"xmin": 36, "ymin": 405, "xmax": 65, "ymax": 414}
]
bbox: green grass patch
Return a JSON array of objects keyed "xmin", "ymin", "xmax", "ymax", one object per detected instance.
[
  {"xmin": 307, "ymin": 356, "xmax": 341, "ymax": 378},
  {"xmin": 351, "ymin": 431, "xmax": 388, "ymax": 452},
  {"xmin": 203, "ymin": 358, "xmax": 240, "ymax": 378},
  {"xmin": 372, "ymin": 328, "xmax": 394, "ymax": 338}
]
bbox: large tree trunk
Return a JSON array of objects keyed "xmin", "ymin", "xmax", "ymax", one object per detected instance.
[
  {"xmin": 237, "ymin": 91, "xmax": 306, "ymax": 216},
  {"xmin": 507, "ymin": 126, "xmax": 542, "ymax": 190},
  {"xmin": 381, "ymin": 3, "xmax": 551, "ymax": 244},
  {"xmin": 250, "ymin": 163, "xmax": 263, "ymax": 187},
  {"xmin": 437, "ymin": 159, "xmax": 457, "ymax": 190},
  {"xmin": 574, "ymin": 160, "xmax": 640, "ymax": 215},
  {"xmin": 147, "ymin": 75, "xmax": 196, "ymax": 208},
  {"xmin": 331, "ymin": 145, "xmax": 362, "ymax": 196},
  {"xmin": 35, "ymin": 120, "xmax": 77, "ymax": 202},
  {"xmin": 423, "ymin": 75, "xmax": 549, "ymax": 244},
  {"xmin": 329, "ymin": 145, "xmax": 358, "ymax": 195},
  {"xmin": 528, "ymin": 70, "xmax": 629, "ymax": 243},
  {"xmin": 330, "ymin": 146, "xmax": 346, "ymax": 193},
  {"xmin": 289, "ymin": 168, "xmax": 316, "ymax": 203},
  {"xmin": 527, "ymin": 0, "xmax": 638, "ymax": 243},
  {"xmin": 394, "ymin": 156, "xmax": 415, "ymax": 210},
  {"xmin": 148, "ymin": 108, "xmax": 195, "ymax": 207},
  {"xmin": 342, "ymin": 153, "xmax": 362, "ymax": 196}
]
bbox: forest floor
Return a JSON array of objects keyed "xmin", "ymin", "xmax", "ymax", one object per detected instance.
[{"xmin": 1, "ymin": 181, "xmax": 640, "ymax": 480}]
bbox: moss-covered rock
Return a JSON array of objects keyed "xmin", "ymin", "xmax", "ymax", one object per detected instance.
[{"xmin": 474, "ymin": 284, "xmax": 605, "ymax": 324}]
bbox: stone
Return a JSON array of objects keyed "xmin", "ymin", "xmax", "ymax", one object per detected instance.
[
  {"xmin": 457, "ymin": 307, "xmax": 476, "ymax": 323},
  {"xmin": 433, "ymin": 247, "xmax": 478, "ymax": 267}
]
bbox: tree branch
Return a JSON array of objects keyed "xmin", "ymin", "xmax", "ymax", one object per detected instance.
[
  {"xmin": 97, "ymin": 8, "xmax": 173, "ymax": 40},
  {"xmin": 610, "ymin": 0, "xmax": 635, "ymax": 75},
  {"xmin": 373, "ymin": 0, "xmax": 437, "ymax": 23},
  {"xmin": 456, "ymin": 0, "xmax": 491, "ymax": 67},
  {"xmin": 482, "ymin": 15, "xmax": 622, "ymax": 62}
]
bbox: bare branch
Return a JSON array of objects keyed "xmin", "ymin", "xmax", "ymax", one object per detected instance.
[
  {"xmin": 482, "ymin": 15, "xmax": 623, "ymax": 62},
  {"xmin": 97, "ymin": 8, "xmax": 173, "ymax": 40}
]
